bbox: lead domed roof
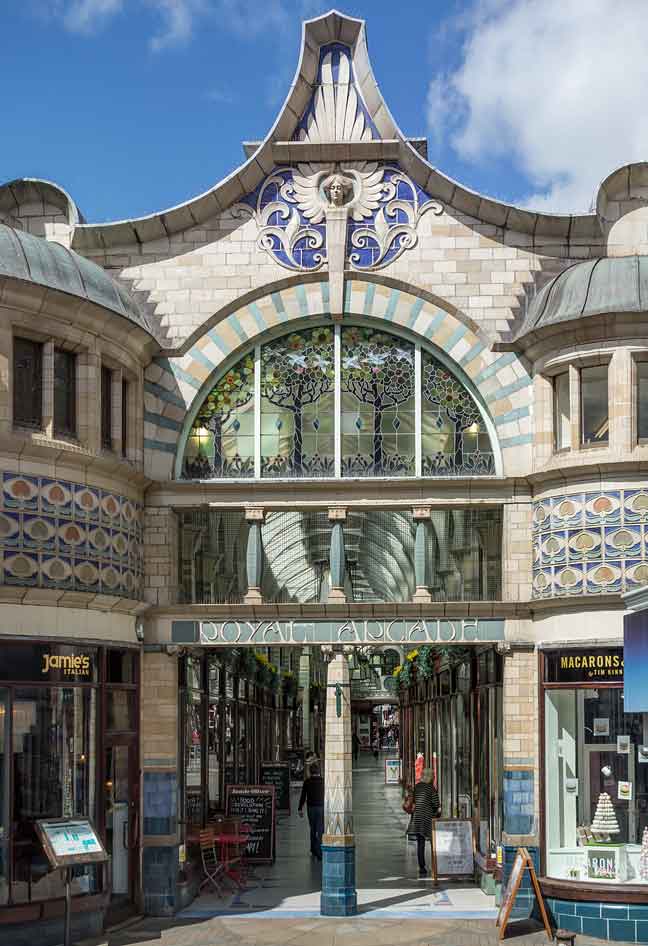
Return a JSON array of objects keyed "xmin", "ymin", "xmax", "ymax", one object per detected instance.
[
  {"xmin": 516, "ymin": 256, "xmax": 648, "ymax": 342},
  {"xmin": 0, "ymin": 223, "xmax": 151, "ymax": 333}
]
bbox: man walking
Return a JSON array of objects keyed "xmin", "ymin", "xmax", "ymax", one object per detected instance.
[{"xmin": 298, "ymin": 761, "xmax": 324, "ymax": 860}]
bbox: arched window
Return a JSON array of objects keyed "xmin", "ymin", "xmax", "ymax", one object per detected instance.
[{"xmin": 182, "ymin": 324, "xmax": 495, "ymax": 479}]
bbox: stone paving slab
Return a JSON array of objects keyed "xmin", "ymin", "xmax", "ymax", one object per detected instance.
[{"xmin": 105, "ymin": 916, "xmax": 636, "ymax": 946}]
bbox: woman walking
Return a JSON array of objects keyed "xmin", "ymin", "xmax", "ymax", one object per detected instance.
[{"xmin": 410, "ymin": 768, "xmax": 440, "ymax": 878}]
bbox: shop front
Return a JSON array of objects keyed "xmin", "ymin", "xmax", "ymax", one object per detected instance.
[
  {"xmin": 540, "ymin": 643, "xmax": 648, "ymax": 941},
  {"xmin": 398, "ymin": 645, "xmax": 503, "ymax": 892},
  {"xmin": 0, "ymin": 639, "xmax": 140, "ymax": 943},
  {"xmin": 175, "ymin": 649, "xmax": 303, "ymax": 888}
]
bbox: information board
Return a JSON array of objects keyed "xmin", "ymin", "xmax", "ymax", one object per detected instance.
[
  {"xmin": 431, "ymin": 819, "xmax": 473, "ymax": 877},
  {"xmin": 384, "ymin": 759, "xmax": 401, "ymax": 785},
  {"xmin": 35, "ymin": 818, "xmax": 108, "ymax": 870},
  {"xmin": 260, "ymin": 763, "xmax": 291, "ymax": 812},
  {"xmin": 225, "ymin": 785, "xmax": 275, "ymax": 863}
]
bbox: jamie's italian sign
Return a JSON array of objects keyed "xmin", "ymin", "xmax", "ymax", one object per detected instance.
[{"xmin": 171, "ymin": 617, "xmax": 505, "ymax": 646}]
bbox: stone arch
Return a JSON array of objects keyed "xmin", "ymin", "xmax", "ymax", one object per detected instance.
[{"xmin": 144, "ymin": 278, "xmax": 531, "ymax": 480}]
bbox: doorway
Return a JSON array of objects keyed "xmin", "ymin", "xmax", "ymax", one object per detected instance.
[{"xmin": 104, "ymin": 740, "xmax": 139, "ymax": 923}]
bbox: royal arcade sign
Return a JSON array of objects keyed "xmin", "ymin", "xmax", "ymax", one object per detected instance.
[{"xmin": 171, "ymin": 617, "xmax": 505, "ymax": 647}]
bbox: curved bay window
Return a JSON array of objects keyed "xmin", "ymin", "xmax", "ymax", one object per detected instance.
[{"xmin": 182, "ymin": 323, "xmax": 496, "ymax": 480}]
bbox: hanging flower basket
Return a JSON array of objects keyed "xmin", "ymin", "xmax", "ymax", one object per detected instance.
[
  {"xmin": 417, "ymin": 645, "xmax": 435, "ymax": 680},
  {"xmin": 282, "ymin": 672, "xmax": 297, "ymax": 699}
]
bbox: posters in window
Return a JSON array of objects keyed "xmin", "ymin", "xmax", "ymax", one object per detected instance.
[
  {"xmin": 617, "ymin": 735, "xmax": 630, "ymax": 754},
  {"xmin": 593, "ymin": 718, "xmax": 609, "ymax": 736}
]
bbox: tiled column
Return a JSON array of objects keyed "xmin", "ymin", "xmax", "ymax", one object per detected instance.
[
  {"xmin": 321, "ymin": 649, "xmax": 357, "ymax": 916},
  {"xmin": 243, "ymin": 507, "xmax": 265, "ymax": 604},
  {"xmin": 412, "ymin": 507, "xmax": 432, "ymax": 602},
  {"xmin": 299, "ymin": 650, "xmax": 311, "ymax": 751},
  {"xmin": 141, "ymin": 649, "xmax": 180, "ymax": 915},
  {"xmin": 501, "ymin": 644, "xmax": 539, "ymax": 918},
  {"xmin": 327, "ymin": 507, "xmax": 347, "ymax": 603}
]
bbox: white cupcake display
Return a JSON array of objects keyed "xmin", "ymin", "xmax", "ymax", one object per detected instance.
[{"xmin": 591, "ymin": 792, "xmax": 620, "ymax": 842}]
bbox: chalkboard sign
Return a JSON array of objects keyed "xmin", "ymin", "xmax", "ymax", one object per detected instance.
[
  {"xmin": 431, "ymin": 819, "xmax": 473, "ymax": 877},
  {"xmin": 226, "ymin": 785, "xmax": 275, "ymax": 863},
  {"xmin": 496, "ymin": 847, "xmax": 552, "ymax": 942},
  {"xmin": 260, "ymin": 763, "xmax": 291, "ymax": 813}
]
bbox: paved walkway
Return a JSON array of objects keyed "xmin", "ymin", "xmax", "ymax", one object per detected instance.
[{"xmin": 103, "ymin": 753, "xmax": 634, "ymax": 946}]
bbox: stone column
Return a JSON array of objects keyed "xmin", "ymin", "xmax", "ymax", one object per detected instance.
[
  {"xmin": 141, "ymin": 649, "xmax": 180, "ymax": 915},
  {"xmin": 243, "ymin": 507, "xmax": 265, "ymax": 604},
  {"xmin": 500, "ymin": 644, "xmax": 540, "ymax": 900},
  {"xmin": 299, "ymin": 650, "xmax": 311, "ymax": 751},
  {"xmin": 327, "ymin": 507, "xmax": 347, "ymax": 603},
  {"xmin": 321, "ymin": 648, "xmax": 357, "ymax": 916},
  {"xmin": 42, "ymin": 339, "xmax": 54, "ymax": 437},
  {"xmin": 412, "ymin": 506, "xmax": 432, "ymax": 602}
]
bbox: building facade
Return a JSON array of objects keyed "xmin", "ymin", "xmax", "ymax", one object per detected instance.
[{"xmin": 1, "ymin": 8, "xmax": 648, "ymax": 942}]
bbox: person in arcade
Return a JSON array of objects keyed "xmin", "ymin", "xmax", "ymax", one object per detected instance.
[{"xmin": 298, "ymin": 762, "xmax": 325, "ymax": 860}]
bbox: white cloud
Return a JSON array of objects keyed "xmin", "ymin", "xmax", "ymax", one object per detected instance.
[
  {"xmin": 147, "ymin": 0, "xmax": 203, "ymax": 52},
  {"xmin": 429, "ymin": 0, "xmax": 648, "ymax": 213},
  {"xmin": 62, "ymin": 0, "xmax": 123, "ymax": 33}
]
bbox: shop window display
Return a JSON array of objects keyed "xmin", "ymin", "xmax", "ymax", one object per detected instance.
[
  {"xmin": 545, "ymin": 678, "xmax": 648, "ymax": 883},
  {"xmin": 12, "ymin": 687, "xmax": 97, "ymax": 902}
]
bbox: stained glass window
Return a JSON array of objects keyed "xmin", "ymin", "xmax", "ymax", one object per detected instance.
[
  {"xmin": 341, "ymin": 327, "xmax": 415, "ymax": 476},
  {"xmin": 184, "ymin": 352, "xmax": 255, "ymax": 478},
  {"xmin": 422, "ymin": 352, "xmax": 495, "ymax": 475},
  {"xmin": 181, "ymin": 324, "xmax": 496, "ymax": 480},
  {"xmin": 260, "ymin": 327, "xmax": 334, "ymax": 477}
]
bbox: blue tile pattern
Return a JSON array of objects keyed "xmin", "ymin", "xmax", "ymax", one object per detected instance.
[
  {"xmin": 545, "ymin": 895, "xmax": 648, "ymax": 942},
  {"xmin": 321, "ymin": 844, "xmax": 357, "ymax": 916},
  {"xmin": 143, "ymin": 771, "xmax": 177, "ymax": 836},
  {"xmin": 533, "ymin": 489, "xmax": 648, "ymax": 598},
  {"xmin": 143, "ymin": 845, "xmax": 178, "ymax": 916},
  {"xmin": 0, "ymin": 471, "xmax": 142, "ymax": 597},
  {"xmin": 503, "ymin": 769, "xmax": 534, "ymax": 835}
]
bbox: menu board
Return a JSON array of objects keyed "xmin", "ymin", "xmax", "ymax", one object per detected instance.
[
  {"xmin": 35, "ymin": 818, "xmax": 108, "ymax": 869},
  {"xmin": 432, "ymin": 819, "xmax": 473, "ymax": 876},
  {"xmin": 226, "ymin": 785, "xmax": 275, "ymax": 863},
  {"xmin": 260, "ymin": 763, "xmax": 291, "ymax": 812}
]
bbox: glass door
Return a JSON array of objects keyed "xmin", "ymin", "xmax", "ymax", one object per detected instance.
[{"xmin": 104, "ymin": 741, "xmax": 139, "ymax": 916}]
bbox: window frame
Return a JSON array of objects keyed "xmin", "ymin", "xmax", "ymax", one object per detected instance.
[
  {"xmin": 101, "ymin": 364, "xmax": 113, "ymax": 451},
  {"xmin": 12, "ymin": 335, "xmax": 43, "ymax": 431},
  {"xmin": 53, "ymin": 347, "xmax": 77, "ymax": 440},
  {"xmin": 180, "ymin": 321, "xmax": 499, "ymax": 481},
  {"xmin": 635, "ymin": 357, "xmax": 648, "ymax": 445},
  {"xmin": 552, "ymin": 370, "xmax": 571, "ymax": 453},
  {"xmin": 579, "ymin": 363, "xmax": 609, "ymax": 448}
]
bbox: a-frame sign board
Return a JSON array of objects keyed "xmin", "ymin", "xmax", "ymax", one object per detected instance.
[{"xmin": 496, "ymin": 847, "xmax": 552, "ymax": 941}]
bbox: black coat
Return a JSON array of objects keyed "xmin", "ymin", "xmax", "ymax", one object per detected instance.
[{"xmin": 410, "ymin": 781, "xmax": 440, "ymax": 837}]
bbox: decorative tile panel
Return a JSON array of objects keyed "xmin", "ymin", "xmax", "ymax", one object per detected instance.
[
  {"xmin": 0, "ymin": 473, "xmax": 143, "ymax": 599},
  {"xmin": 533, "ymin": 489, "xmax": 648, "ymax": 598}
]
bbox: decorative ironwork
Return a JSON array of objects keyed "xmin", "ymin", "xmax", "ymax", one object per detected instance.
[
  {"xmin": 261, "ymin": 327, "xmax": 334, "ymax": 477},
  {"xmin": 181, "ymin": 325, "xmax": 496, "ymax": 481}
]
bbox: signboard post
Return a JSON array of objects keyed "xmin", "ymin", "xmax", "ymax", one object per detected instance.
[
  {"xmin": 260, "ymin": 762, "xmax": 291, "ymax": 813},
  {"xmin": 225, "ymin": 785, "xmax": 276, "ymax": 863},
  {"xmin": 35, "ymin": 818, "xmax": 108, "ymax": 946},
  {"xmin": 430, "ymin": 819, "xmax": 474, "ymax": 881},
  {"xmin": 496, "ymin": 847, "xmax": 552, "ymax": 942},
  {"xmin": 384, "ymin": 759, "xmax": 401, "ymax": 785}
]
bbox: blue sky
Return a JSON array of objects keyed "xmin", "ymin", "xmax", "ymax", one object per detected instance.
[{"xmin": 3, "ymin": 0, "xmax": 648, "ymax": 223}]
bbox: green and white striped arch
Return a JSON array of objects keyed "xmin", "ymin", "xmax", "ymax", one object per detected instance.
[{"xmin": 143, "ymin": 278, "xmax": 531, "ymax": 480}]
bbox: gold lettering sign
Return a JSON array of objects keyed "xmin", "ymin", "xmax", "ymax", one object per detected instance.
[{"xmin": 42, "ymin": 653, "xmax": 91, "ymax": 676}]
